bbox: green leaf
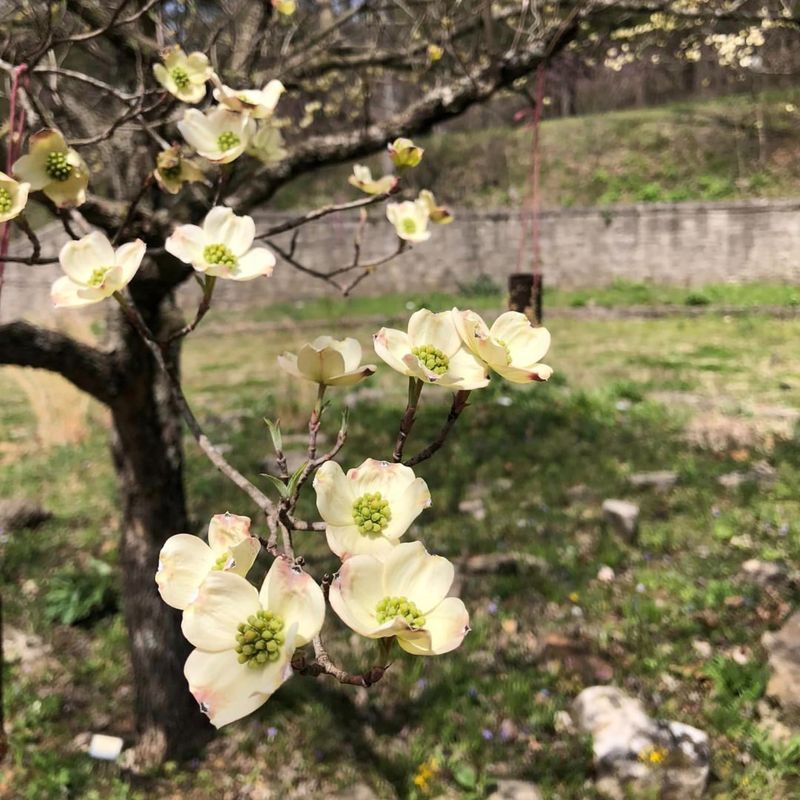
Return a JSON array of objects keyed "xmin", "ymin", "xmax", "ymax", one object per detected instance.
[
  {"xmin": 264, "ymin": 418, "xmax": 283, "ymax": 452},
  {"xmin": 260, "ymin": 472, "xmax": 290, "ymax": 498},
  {"xmin": 452, "ymin": 764, "xmax": 477, "ymax": 790},
  {"xmin": 286, "ymin": 461, "xmax": 308, "ymax": 497}
]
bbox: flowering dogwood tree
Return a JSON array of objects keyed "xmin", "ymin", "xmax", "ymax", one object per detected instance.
[{"xmin": 0, "ymin": 0, "xmax": 793, "ymax": 767}]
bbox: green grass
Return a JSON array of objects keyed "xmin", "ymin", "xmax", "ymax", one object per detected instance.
[
  {"xmin": 2, "ymin": 299, "xmax": 800, "ymax": 798},
  {"xmin": 207, "ymin": 279, "xmax": 800, "ymax": 330},
  {"xmin": 272, "ymin": 89, "xmax": 800, "ymax": 210}
]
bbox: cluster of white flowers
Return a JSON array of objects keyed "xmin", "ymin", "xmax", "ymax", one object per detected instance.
[
  {"xmin": 153, "ymin": 309, "xmax": 551, "ymax": 727},
  {"xmin": 20, "ymin": 44, "xmax": 451, "ymax": 308}
]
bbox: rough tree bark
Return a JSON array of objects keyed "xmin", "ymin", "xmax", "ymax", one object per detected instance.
[{"xmin": 107, "ymin": 289, "xmax": 213, "ymax": 763}]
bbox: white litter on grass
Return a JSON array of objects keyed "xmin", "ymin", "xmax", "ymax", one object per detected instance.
[{"xmin": 89, "ymin": 734, "xmax": 124, "ymax": 761}]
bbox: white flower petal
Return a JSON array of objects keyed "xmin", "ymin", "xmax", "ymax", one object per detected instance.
[
  {"xmin": 231, "ymin": 248, "xmax": 275, "ymax": 280},
  {"xmin": 490, "ymin": 313, "xmax": 551, "ymax": 365},
  {"xmin": 373, "ymin": 328, "xmax": 413, "ymax": 376},
  {"xmin": 184, "ymin": 647, "xmax": 290, "ymax": 728},
  {"xmin": 383, "ymin": 478, "xmax": 431, "ymax": 540},
  {"xmin": 329, "ymin": 554, "xmax": 386, "ymax": 637},
  {"xmin": 324, "ymin": 366, "xmax": 376, "ymax": 387},
  {"xmin": 59, "ymin": 232, "xmax": 113, "ymax": 283},
  {"xmin": 259, "ymin": 557, "xmax": 325, "ymax": 647},
  {"xmin": 114, "ymin": 239, "xmax": 146, "ymax": 286},
  {"xmin": 297, "ymin": 343, "xmax": 346, "ymax": 384},
  {"xmin": 50, "ymin": 275, "xmax": 99, "ymax": 308},
  {"xmin": 325, "ymin": 524, "xmax": 395, "ymax": 560},
  {"xmin": 182, "ymin": 571, "xmax": 260, "ymax": 651},
  {"xmin": 382, "ymin": 542, "xmax": 454, "ymax": 613},
  {"xmin": 313, "ymin": 461, "xmax": 356, "ymax": 526},
  {"xmin": 493, "ymin": 362, "xmax": 553, "ymax": 383},
  {"xmin": 11, "ymin": 153, "xmax": 49, "ymax": 190},
  {"xmin": 397, "ymin": 597, "xmax": 469, "ymax": 656},
  {"xmin": 203, "ymin": 206, "xmax": 255, "ymax": 255},
  {"xmin": 441, "ymin": 347, "xmax": 490, "ymax": 390},
  {"xmin": 208, "ymin": 513, "xmax": 252, "ymax": 551},
  {"xmin": 178, "ymin": 109, "xmax": 218, "ymax": 152},
  {"xmin": 155, "ymin": 533, "xmax": 215, "ymax": 610},
  {"xmin": 408, "ymin": 309, "xmax": 461, "ymax": 356},
  {"xmin": 43, "ymin": 166, "xmax": 88, "ymax": 208},
  {"xmin": 165, "ymin": 224, "xmax": 206, "ymax": 267}
]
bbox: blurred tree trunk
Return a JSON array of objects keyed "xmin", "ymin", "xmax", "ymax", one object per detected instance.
[{"xmin": 107, "ymin": 290, "xmax": 212, "ymax": 765}]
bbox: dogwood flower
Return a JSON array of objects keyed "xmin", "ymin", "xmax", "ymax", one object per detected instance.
[
  {"xmin": 313, "ymin": 459, "xmax": 431, "ymax": 558},
  {"xmin": 348, "ymin": 165, "xmax": 398, "ymax": 195},
  {"xmin": 50, "ymin": 231, "xmax": 145, "ymax": 308},
  {"xmin": 182, "ymin": 557, "xmax": 325, "ymax": 727},
  {"xmin": 153, "ymin": 146, "xmax": 206, "ymax": 194},
  {"xmin": 329, "ymin": 541, "xmax": 469, "ymax": 656},
  {"xmin": 152, "ymin": 46, "xmax": 212, "ymax": 104},
  {"xmin": 278, "ymin": 337, "xmax": 376, "ymax": 387},
  {"xmin": 374, "ymin": 309, "xmax": 489, "ymax": 390},
  {"xmin": 12, "ymin": 129, "xmax": 89, "ymax": 208},
  {"xmin": 453, "ymin": 310, "xmax": 553, "ymax": 383},
  {"xmin": 214, "ymin": 79, "xmax": 285, "ymax": 118},
  {"xmin": 386, "ymin": 199, "xmax": 431, "ymax": 243},
  {"xmin": 178, "ymin": 106, "xmax": 255, "ymax": 164},
  {"xmin": 0, "ymin": 171, "xmax": 29, "ymax": 223},
  {"xmin": 388, "ymin": 137, "xmax": 424, "ymax": 168},
  {"xmin": 247, "ymin": 123, "xmax": 288, "ymax": 165},
  {"xmin": 165, "ymin": 206, "xmax": 276, "ymax": 281},
  {"xmin": 156, "ymin": 513, "xmax": 260, "ymax": 610},
  {"xmin": 418, "ymin": 189, "xmax": 454, "ymax": 224}
]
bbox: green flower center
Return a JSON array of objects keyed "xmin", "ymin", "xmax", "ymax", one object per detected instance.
[
  {"xmin": 87, "ymin": 266, "xmax": 111, "ymax": 288},
  {"xmin": 211, "ymin": 551, "xmax": 230, "ymax": 571},
  {"xmin": 0, "ymin": 188, "xmax": 12, "ymax": 214},
  {"xmin": 203, "ymin": 243, "xmax": 237, "ymax": 267},
  {"xmin": 171, "ymin": 67, "xmax": 190, "ymax": 90},
  {"xmin": 217, "ymin": 131, "xmax": 241, "ymax": 151},
  {"xmin": 352, "ymin": 492, "xmax": 392, "ymax": 536},
  {"xmin": 235, "ymin": 609, "xmax": 285, "ymax": 667},
  {"xmin": 401, "ymin": 218, "xmax": 417, "ymax": 235},
  {"xmin": 375, "ymin": 596, "xmax": 426, "ymax": 628},
  {"xmin": 45, "ymin": 151, "xmax": 72, "ymax": 182},
  {"xmin": 496, "ymin": 338, "xmax": 512, "ymax": 364},
  {"xmin": 412, "ymin": 344, "xmax": 449, "ymax": 375}
]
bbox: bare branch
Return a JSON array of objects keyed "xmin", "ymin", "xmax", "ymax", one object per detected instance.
[{"xmin": 0, "ymin": 321, "xmax": 119, "ymax": 405}]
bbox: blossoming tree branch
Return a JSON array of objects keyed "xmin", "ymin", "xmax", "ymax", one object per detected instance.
[
  {"xmin": 4, "ymin": 33, "xmax": 554, "ymax": 728},
  {"xmin": 0, "ymin": 0, "xmax": 791, "ymax": 764}
]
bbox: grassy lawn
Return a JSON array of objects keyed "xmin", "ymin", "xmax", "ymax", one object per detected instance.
[
  {"xmin": 2, "ymin": 288, "xmax": 800, "ymax": 799},
  {"xmin": 272, "ymin": 89, "xmax": 800, "ymax": 210}
]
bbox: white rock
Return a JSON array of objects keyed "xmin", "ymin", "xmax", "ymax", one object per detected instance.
[
  {"xmin": 628, "ymin": 471, "xmax": 678, "ymax": 491},
  {"xmin": 741, "ymin": 559, "xmax": 786, "ymax": 586},
  {"xmin": 602, "ymin": 499, "xmax": 640, "ymax": 541},
  {"xmin": 762, "ymin": 611, "xmax": 800, "ymax": 718},
  {"xmin": 572, "ymin": 686, "xmax": 710, "ymax": 800},
  {"xmin": 597, "ymin": 565, "xmax": 616, "ymax": 584},
  {"xmin": 487, "ymin": 780, "xmax": 543, "ymax": 800}
]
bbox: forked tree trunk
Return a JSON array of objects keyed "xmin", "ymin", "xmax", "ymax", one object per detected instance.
[{"xmin": 107, "ymin": 296, "xmax": 212, "ymax": 765}]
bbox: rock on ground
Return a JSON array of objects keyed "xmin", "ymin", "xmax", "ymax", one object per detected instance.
[
  {"xmin": 601, "ymin": 499, "xmax": 640, "ymax": 541},
  {"xmin": 487, "ymin": 779, "xmax": 542, "ymax": 800},
  {"xmin": 572, "ymin": 686, "xmax": 710, "ymax": 800},
  {"xmin": 740, "ymin": 559, "xmax": 787, "ymax": 587},
  {"xmin": 762, "ymin": 611, "xmax": 800, "ymax": 721},
  {"xmin": 628, "ymin": 471, "xmax": 678, "ymax": 491}
]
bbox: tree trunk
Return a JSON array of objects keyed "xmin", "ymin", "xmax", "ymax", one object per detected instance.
[{"xmin": 107, "ymin": 295, "xmax": 212, "ymax": 766}]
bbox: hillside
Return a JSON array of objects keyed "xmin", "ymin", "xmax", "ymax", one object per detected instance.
[{"xmin": 272, "ymin": 89, "xmax": 800, "ymax": 210}]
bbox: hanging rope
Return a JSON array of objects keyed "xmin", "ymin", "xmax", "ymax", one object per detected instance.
[
  {"xmin": 514, "ymin": 62, "xmax": 546, "ymax": 323},
  {"xmin": 0, "ymin": 63, "xmax": 29, "ymax": 308}
]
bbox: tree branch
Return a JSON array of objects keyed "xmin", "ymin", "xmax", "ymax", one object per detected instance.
[{"xmin": 0, "ymin": 321, "xmax": 119, "ymax": 405}]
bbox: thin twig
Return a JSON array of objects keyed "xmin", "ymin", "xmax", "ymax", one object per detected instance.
[
  {"xmin": 256, "ymin": 189, "xmax": 398, "ymax": 240},
  {"xmin": 404, "ymin": 390, "xmax": 471, "ymax": 467},
  {"xmin": 392, "ymin": 377, "xmax": 423, "ymax": 463}
]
